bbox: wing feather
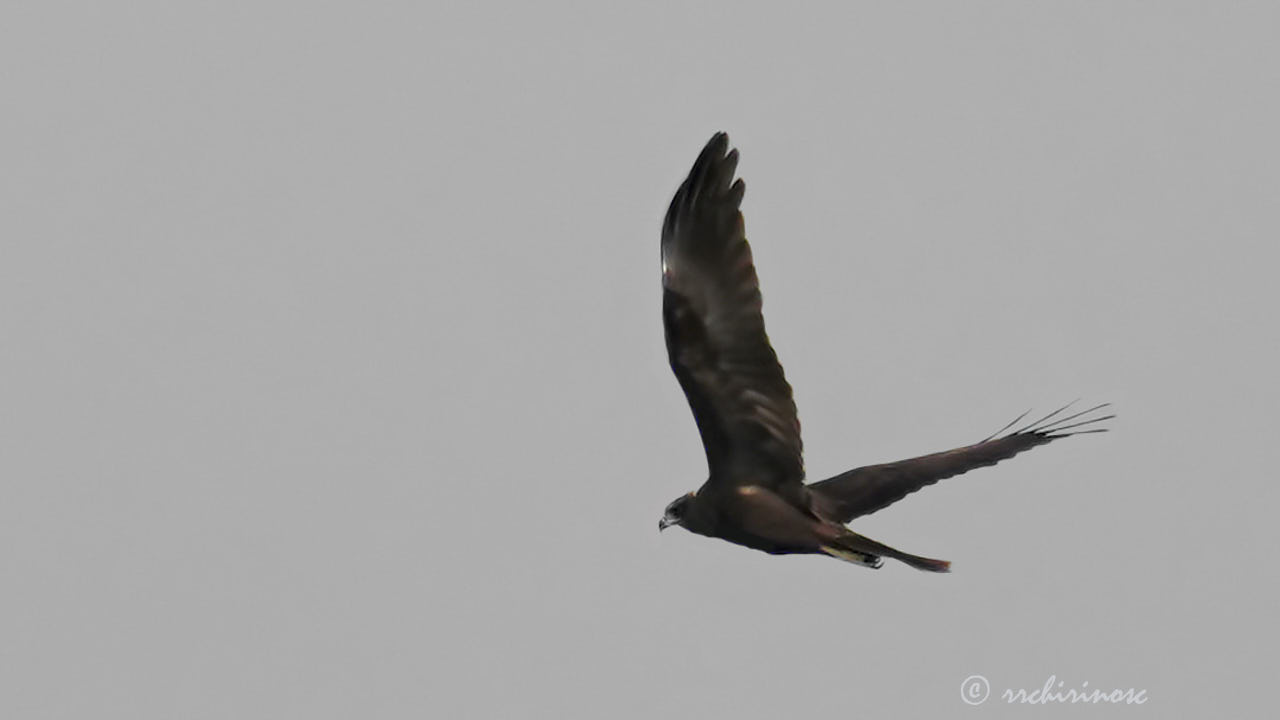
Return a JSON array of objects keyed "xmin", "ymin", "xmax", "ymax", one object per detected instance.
[
  {"xmin": 661, "ymin": 133, "xmax": 803, "ymax": 484},
  {"xmin": 808, "ymin": 405, "xmax": 1113, "ymax": 522}
]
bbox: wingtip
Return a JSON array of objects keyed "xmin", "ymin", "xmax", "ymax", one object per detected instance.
[
  {"xmin": 680, "ymin": 132, "xmax": 740, "ymax": 205},
  {"xmin": 987, "ymin": 401, "xmax": 1115, "ymax": 443},
  {"xmin": 1034, "ymin": 405, "xmax": 1114, "ymax": 436},
  {"xmin": 700, "ymin": 131, "xmax": 730, "ymax": 159}
]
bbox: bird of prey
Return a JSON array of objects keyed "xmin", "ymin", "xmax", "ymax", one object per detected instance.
[{"xmin": 657, "ymin": 132, "xmax": 1111, "ymax": 571}]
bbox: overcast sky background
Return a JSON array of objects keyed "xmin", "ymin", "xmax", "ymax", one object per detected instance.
[{"xmin": 3, "ymin": 2, "xmax": 1277, "ymax": 718}]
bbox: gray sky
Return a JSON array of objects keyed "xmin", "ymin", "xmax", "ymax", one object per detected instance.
[{"xmin": 3, "ymin": 2, "xmax": 1277, "ymax": 718}]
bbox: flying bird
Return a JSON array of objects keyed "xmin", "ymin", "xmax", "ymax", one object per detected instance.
[{"xmin": 657, "ymin": 132, "xmax": 1111, "ymax": 571}]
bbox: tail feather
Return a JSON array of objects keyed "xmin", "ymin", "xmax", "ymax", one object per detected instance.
[
  {"xmin": 890, "ymin": 551, "xmax": 952, "ymax": 573},
  {"xmin": 829, "ymin": 531, "xmax": 951, "ymax": 573},
  {"xmin": 819, "ymin": 545, "xmax": 884, "ymax": 569}
]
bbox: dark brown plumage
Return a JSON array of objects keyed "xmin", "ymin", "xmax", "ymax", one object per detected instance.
[{"xmin": 657, "ymin": 133, "xmax": 1112, "ymax": 571}]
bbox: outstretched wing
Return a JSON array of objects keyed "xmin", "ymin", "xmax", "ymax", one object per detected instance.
[
  {"xmin": 808, "ymin": 404, "xmax": 1113, "ymax": 523},
  {"xmin": 662, "ymin": 133, "xmax": 803, "ymax": 484}
]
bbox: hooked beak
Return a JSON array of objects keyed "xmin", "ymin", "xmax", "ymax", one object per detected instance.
[{"xmin": 658, "ymin": 517, "xmax": 674, "ymax": 532}]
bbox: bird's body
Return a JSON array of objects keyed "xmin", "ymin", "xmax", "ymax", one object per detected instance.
[{"xmin": 657, "ymin": 133, "xmax": 1111, "ymax": 571}]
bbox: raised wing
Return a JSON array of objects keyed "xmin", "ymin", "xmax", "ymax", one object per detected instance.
[
  {"xmin": 662, "ymin": 133, "xmax": 803, "ymax": 484},
  {"xmin": 808, "ymin": 404, "xmax": 1113, "ymax": 523}
]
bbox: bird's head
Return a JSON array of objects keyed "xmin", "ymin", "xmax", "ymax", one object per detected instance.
[{"xmin": 659, "ymin": 492, "xmax": 696, "ymax": 532}]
